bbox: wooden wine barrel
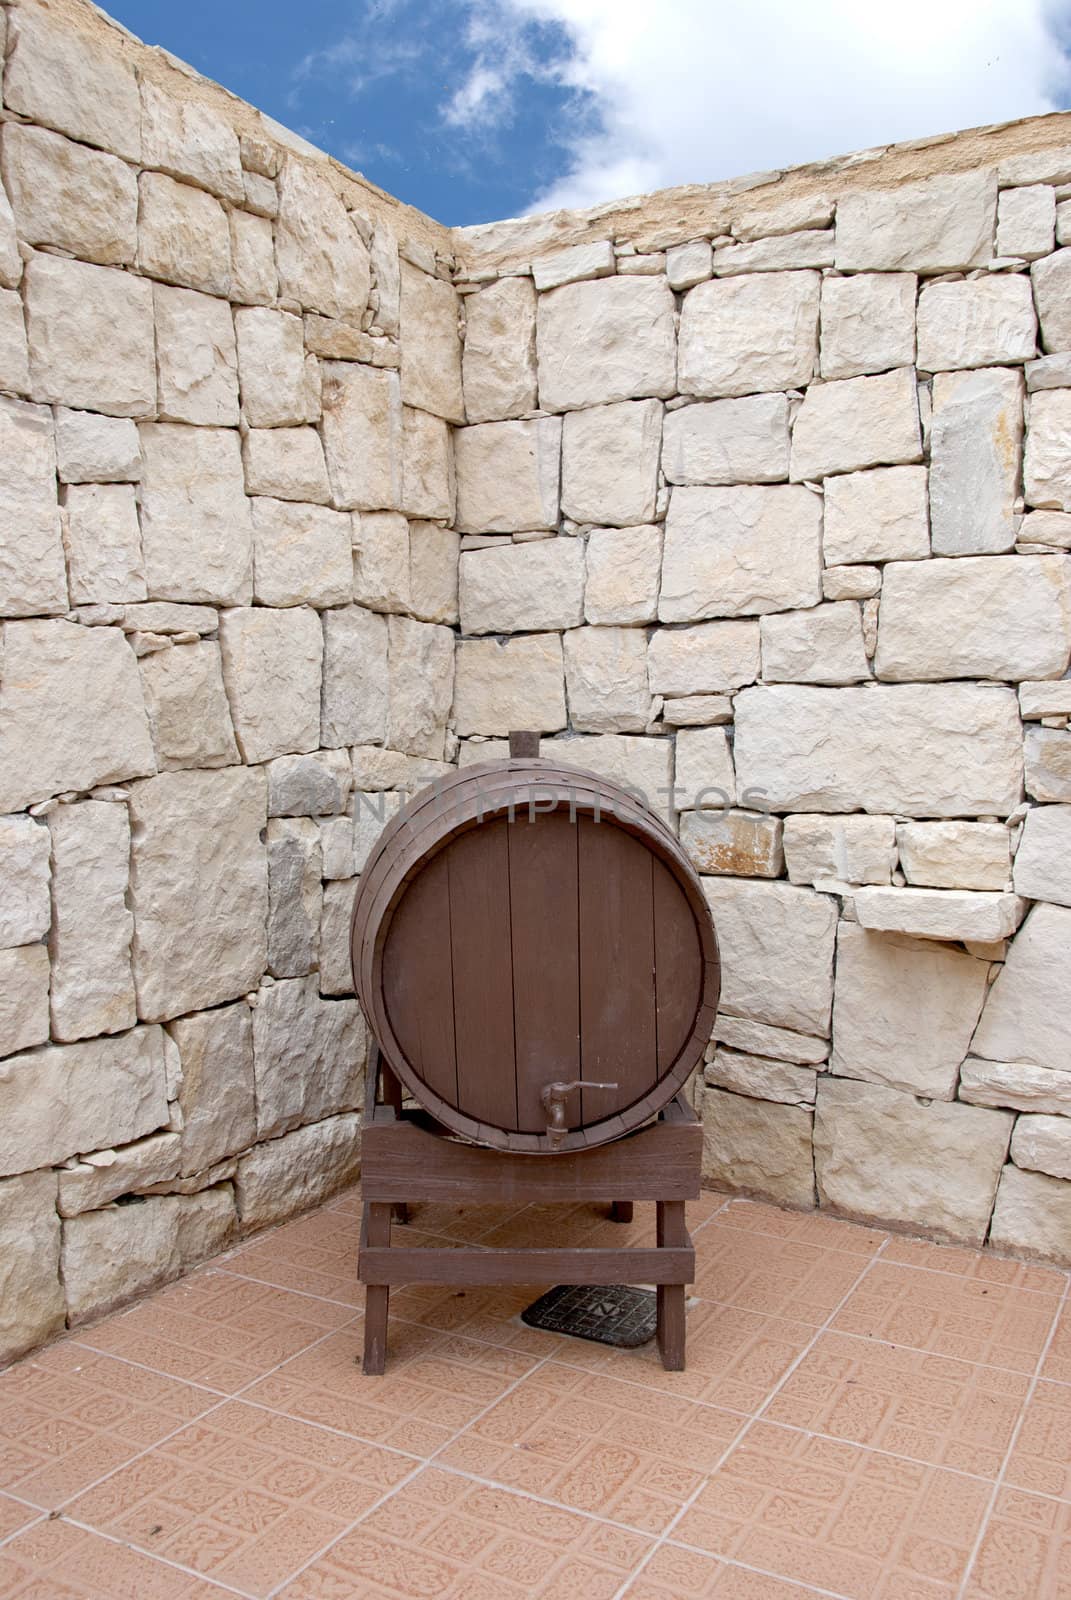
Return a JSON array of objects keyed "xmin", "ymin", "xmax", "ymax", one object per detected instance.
[{"xmin": 350, "ymin": 754, "xmax": 720, "ymax": 1154}]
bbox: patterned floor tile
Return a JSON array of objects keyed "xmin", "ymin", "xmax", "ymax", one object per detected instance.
[
  {"xmin": 880, "ymin": 1236, "xmax": 1068, "ymax": 1292},
  {"xmin": 762, "ymin": 1331, "xmax": 1029, "ymax": 1476},
  {"xmin": 708, "ymin": 1200, "xmax": 888, "ymax": 1256},
  {"xmin": 389, "ymin": 1282, "xmax": 571, "ymax": 1356},
  {"xmin": 1003, "ymin": 1378, "xmax": 1071, "ymax": 1501},
  {"xmin": 962, "ymin": 1485, "xmax": 1071, "ymax": 1599},
  {"xmin": 438, "ymin": 1360, "xmax": 746, "ymax": 1531},
  {"xmin": 693, "ymin": 1223, "xmax": 873, "ymax": 1324},
  {"xmin": 624, "ymin": 1544, "xmax": 816, "ymax": 1598},
  {"xmin": 0, "ymin": 1343, "xmax": 219, "ymax": 1510},
  {"xmin": 0, "ymin": 1495, "xmax": 39, "ymax": 1544},
  {"xmin": 672, "ymin": 1419, "xmax": 991, "ymax": 1598},
  {"xmin": 0, "ymin": 1517, "xmax": 233, "ymax": 1598},
  {"xmin": 1039, "ymin": 1296, "xmax": 1071, "ymax": 1384},
  {"xmin": 830, "ymin": 1261, "xmax": 1062, "ymax": 1372},
  {"xmin": 63, "ymin": 1399, "xmax": 415, "ymax": 1598}
]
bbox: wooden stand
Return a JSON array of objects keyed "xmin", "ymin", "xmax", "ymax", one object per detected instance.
[{"xmin": 358, "ymin": 1047, "xmax": 702, "ymax": 1374}]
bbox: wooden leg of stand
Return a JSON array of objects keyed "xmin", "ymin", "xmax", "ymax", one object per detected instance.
[
  {"xmin": 610, "ymin": 1201, "xmax": 634, "ymax": 1224},
  {"xmin": 362, "ymin": 1202, "xmax": 392, "ymax": 1375},
  {"xmin": 656, "ymin": 1200, "xmax": 687, "ymax": 1371}
]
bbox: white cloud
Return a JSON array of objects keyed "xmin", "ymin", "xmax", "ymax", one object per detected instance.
[{"xmin": 446, "ymin": 0, "xmax": 1071, "ymax": 214}]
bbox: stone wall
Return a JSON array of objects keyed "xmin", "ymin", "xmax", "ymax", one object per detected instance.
[{"xmin": 3, "ymin": 0, "xmax": 1071, "ymax": 1367}]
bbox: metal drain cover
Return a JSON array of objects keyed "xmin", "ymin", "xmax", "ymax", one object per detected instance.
[{"xmin": 521, "ymin": 1284, "xmax": 657, "ymax": 1348}]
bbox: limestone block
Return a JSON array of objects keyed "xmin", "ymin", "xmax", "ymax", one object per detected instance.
[
  {"xmin": 660, "ymin": 485, "xmax": 822, "ymax": 622},
  {"xmin": 1024, "ymin": 389, "xmax": 1071, "ymax": 511},
  {"xmin": 352, "ymin": 746, "xmax": 449, "ymax": 791},
  {"xmin": 55, "ymin": 410, "xmax": 141, "ymax": 485},
  {"xmin": 230, "ymin": 210, "xmax": 277, "ymax": 306},
  {"xmin": 836, "ymin": 170, "xmax": 997, "ymax": 272},
  {"xmin": 387, "ymin": 614, "xmax": 455, "ymax": 758},
  {"xmin": 321, "ymin": 363, "xmax": 402, "ymax": 512},
  {"xmin": 895, "ymin": 821, "xmax": 1009, "ymax": 892},
  {"xmin": 853, "ymin": 886, "xmax": 1024, "ymax": 943},
  {"xmin": 0, "ymin": 1169, "xmax": 64, "ymax": 1364},
  {"xmin": 462, "ymin": 277, "xmax": 537, "ymax": 421},
  {"xmin": 370, "ymin": 223, "xmax": 400, "ymax": 335},
  {"xmin": 929, "ymin": 367, "xmax": 1023, "ymax": 554},
  {"xmin": 57, "ymin": 1131, "xmax": 181, "ymax": 1217},
  {"xmin": 268, "ymin": 750, "xmax": 352, "ymax": 818},
  {"xmin": 997, "ymin": 186, "xmax": 1056, "ymax": 259},
  {"xmin": 1026, "ymin": 352, "xmax": 1071, "ymax": 392},
  {"xmin": 790, "ymin": 367, "xmax": 922, "ymax": 482},
  {"xmin": 176, "ymin": 1183, "xmax": 236, "ymax": 1266},
  {"xmin": 662, "ymin": 394, "xmax": 789, "ymax": 486},
  {"xmin": 701, "ymin": 1086, "xmax": 815, "ymax": 1208},
  {"xmin": 531, "ymin": 240, "xmax": 614, "ymax": 290},
  {"xmin": 989, "ymin": 1164, "xmax": 1071, "ymax": 1264},
  {"xmin": 1014, "ymin": 805, "xmax": 1071, "ymax": 907},
  {"xmin": 648, "ymin": 620, "xmax": 760, "ymax": 696},
  {"xmin": 0, "ymin": 944, "xmax": 49, "ymax": 1058},
  {"xmin": 662, "ymin": 695, "xmax": 732, "ymax": 726},
  {"xmin": 701, "ymin": 877, "xmax": 838, "ymax": 1036},
  {"xmin": 139, "ymin": 79, "xmax": 244, "ymax": 201},
  {"xmin": 823, "ymin": 466, "xmax": 929, "ymax": 566},
  {"xmin": 267, "ymin": 817, "xmax": 322, "ymax": 980},
  {"xmin": 704, "ymin": 1049, "xmax": 816, "ymax": 1106},
  {"xmin": 760, "ymin": 602, "xmax": 869, "ymax": 685},
  {"xmin": 1000, "ymin": 147, "xmax": 1071, "ymax": 186},
  {"xmin": 831, "ymin": 922, "xmax": 989, "ymax": 1098},
  {"xmin": 454, "ymin": 417, "xmax": 561, "ymax": 533},
  {"xmin": 399, "ymin": 263, "xmax": 463, "ymax": 423},
  {"xmin": 561, "ymin": 399, "xmax": 662, "ymax": 526},
  {"xmin": 24, "ymin": 254, "xmax": 155, "ymax": 418},
  {"xmin": 1027, "ymin": 727, "xmax": 1071, "ymax": 800},
  {"xmin": 460, "ymin": 538, "xmax": 584, "ymax": 634},
  {"xmin": 243, "ymin": 427, "xmax": 331, "ymax": 505},
  {"xmin": 4, "ymin": 7, "xmax": 141, "ymax": 162},
  {"xmin": 128, "ymin": 768, "xmax": 267, "ymax": 1021},
  {"xmin": 251, "ymin": 498, "xmax": 352, "ymax": 608},
  {"xmin": 819, "ymin": 273, "xmax": 916, "ymax": 381},
  {"xmin": 678, "ymin": 271, "xmax": 819, "ymax": 398},
  {"xmin": 235, "ymin": 308, "xmax": 312, "ymax": 428},
  {"xmin": 235, "ymin": 1110, "xmax": 360, "ymax": 1230},
  {"xmin": 319, "ymin": 879, "xmax": 359, "ymax": 997},
  {"xmin": 353, "ymin": 510, "xmax": 409, "ymax": 613},
  {"xmin": 675, "ymin": 726, "xmax": 737, "ymax": 809},
  {"xmin": 877, "ymin": 555, "xmax": 1071, "ymax": 682},
  {"xmin": 681, "ymin": 809, "xmax": 782, "ymax": 878},
  {"xmin": 63, "ymin": 1195, "xmax": 180, "ymax": 1322},
  {"xmin": 0, "ymin": 814, "xmax": 50, "ymax": 949},
  {"xmin": 138, "ymin": 171, "xmax": 230, "ymax": 295},
  {"xmin": 352, "ymin": 790, "xmax": 402, "ymax": 873},
  {"xmin": 0, "ymin": 289, "xmax": 29, "ymax": 395},
  {"xmin": 63, "ymin": 483, "xmax": 146, "ymax": 606},
  {"xmin": 713, "ymin": 1015, "xmax": 829, "ymax": 1065},
  {"xmin": 168, "ymin": 1002, "xmax": 255, "ymax": 1176},
  {"xmin": 453, "ymin": 634, "xmax": 567, "ymax": 736},
  {"xmin": 815, "ymin": 1077, "xmax": 1011, "ymax": 1243},
  {"xmin": 537, "ymin": 276, "xmax": 676, "ymax": 411},
  {"xmin": 139, "ymin": 641, "xmax": 239, "ymax": 771},
  {"xmin": 0, "ymin": 619, "xmax": 156, "ymax": 813},
  {"xmin": 585, "ymin": 524, "xmax": 661, "ymax": 625},
  {"xmin": 916, "ymin": 278, "xmax": 1036, "ymax": 372},
  {"xmin": 822, "ymin": 566, "xmax": 880, "ymax": 602},
  {"xmin": 1011, "ymin": 1114, "xmax": 1071, "ymax": 1180},
  {"xmin": 713, "ymin": 230, "xmax": 835, "ymax": 275},
  {"xmin": 0, "ymin": 1025, "xmax": 170, "ymax": 1176},
  {"xmin": 275, "ymin": 159, "xmax": 370, "ymax": 320},
  {"xmin": 1021, "ymin": 681, "xmax": 1071, "ymax": 718},
  {"xmin": 409, "ymin": 521, "xmax": 460, "ymax": 625},
  {"xmin": 974, "ymin": 902, "xmax": 1071, "ymax": 1072},
  {"xmin": 0, "ymin": 395, "xmax": 66, "ymax": 619},
  {"xmin": 0, "ymin": 179, "xmax": 17, "ymax": 292},
  {"xmin": 400, "ymin": 405, "xmax": 454, "ymax": 522},
  {"xmin": 48, "ymin": 801, "xmax": 135, "ymax": 1042},
  {"xmin": 733, "ymin": 683, "xmax": 1023, "ymax": 817},
  {"xmin": 666, "ymin": 239, "xmax": 712, "ymax": 289},
  {"xmin": 1018, "ymin": 510, "xmax": 1071, "ymax": 546},
  {"xmin": 218, "ymin": 607, "xmax": 321, "ymax": 764},
  {"xmin": 459, "ymin": 738, "xmax": 510, "ymax": 766},
  {"xmin": 252, "ymin": 975, "xmax": 364, "ymax": 1138},
  {"xmin": 139, "ymin": 424, "xmax": 252, "ymax": 604},
  {"xmin": 1031, "ymin": 248, "xmax": 1071, "ymax": 352},
  {"xmin": 564, "ymin": 625, "xmax": 651, "ymax": 733},
  {"xmin": 783, "ymin": 814, "xmax": 896, "ymax": 886},
  {"xmin": 2, "ymin": 123, "xmax": 137, "ymax": 266},
  {"xmin": 542, "ymin": 733, "xmax": 673, "ymax": 820},
  {"xmin": 960, "ymin": 1057, "xmax": 1071, "ymax": 1115}
]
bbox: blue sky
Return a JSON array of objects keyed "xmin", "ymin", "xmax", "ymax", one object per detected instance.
[{"xmin": 107, "ymin": 0, "xmax": 1071, "ymax": 228}]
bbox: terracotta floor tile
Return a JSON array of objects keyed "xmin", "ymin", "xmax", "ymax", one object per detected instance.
[
  {"xmin": 880, "ymin": 1236, "xmax": 1068, "ymax": 1292},
  {"xmin": 830, "ymin": 1261, "xmax": 1062, "ymax": 1372},
  {"xmin": 0, "ymin": 1517, "xmax": 233, "ymax": 1598},
  {"xmin": 709, "ymin": 1200, "xmax": 888, "ymax": 1256},
  {"xmin": 1039, "ymin": 1296, "xmax": 1071, "ymax": 1384},
  {"xmin": 389, "ymin": 1282, "xmax": 571, "ymax": 1356},
  {"xmin": 693, "ymin": 1224, "xmax": 873, "ymax": 1324},
  {"xmin": 672, "ymin": 1419, "xmax": 991, "ymax": 1598},
  {"xmin": 762, "ymin": 1331, "xmax": 1029, "ymax": 1477},
  {"xmin": 0, "ymin": 1494, "xmax": 39, "ymax": 1545},
  {"xmin": 962, "ymin": 1485, "xmax": 1071, "ymax": 1599},
  {"xmin": 0, "ymin": 1344, "xmax": 219, "ymax": 1510},
  {"xmin": 625, "ymin": 1544, "xmax": 816, "ymax": 1598},
  {"xmin": 1003, "ymin": 1378, "xmax": 1071, "ymax": 1501}
]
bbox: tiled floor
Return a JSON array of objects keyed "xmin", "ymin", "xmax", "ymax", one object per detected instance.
[{"xmin": 1, "ymin": 1186, "xmax": 1069, "ymax": 1599}]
